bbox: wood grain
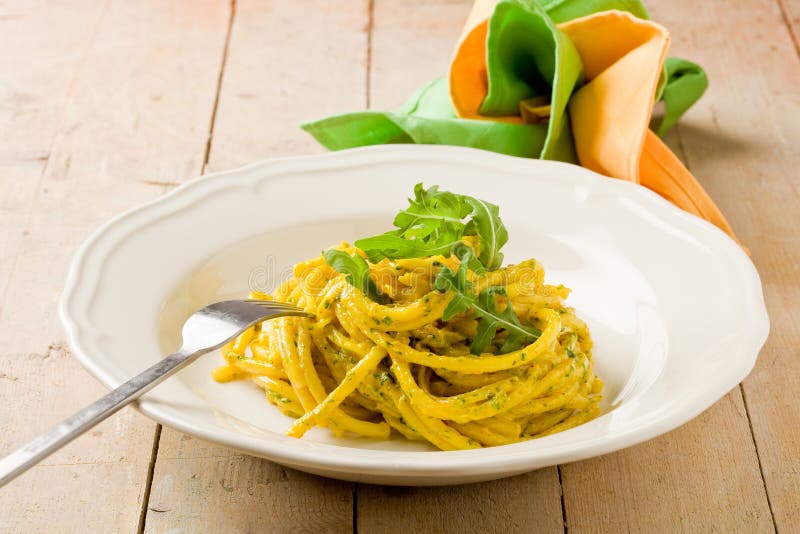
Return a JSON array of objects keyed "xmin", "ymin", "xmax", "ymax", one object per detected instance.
[
  {"xmin": 202, "ymin": 0, "xmax": 370, "ymax": 172},
  {"xmin": 359, "ymin": 469, "xmax": 563, "ymax": 533},
  {"xmin": 145, "ymin": 432, "xmax": 352, "ymax": 534},
  {"xmin": 777, "ymin": 0, "xmax": 800, "ymax": 55},
  {"xmin": 562, "ymin": 392, "xmax": 773, "ymax": 532},
  {"xmin": 655, "ymin": 0, "xmax": 800, "ymax": 529},
  {"xmin": 359, "ymin": 0, "xmax": 565, "ymax": 530},
  {"xmin": 367, "ymin": 0, "xmax": 471, "ymax": 110},
  {"xmin": 0, "ymin": 0, "xmax": 231, "ymax": 531},
  {"xmin": 142, "ymin": 1, "xmax": 369, "ymax": 532}
]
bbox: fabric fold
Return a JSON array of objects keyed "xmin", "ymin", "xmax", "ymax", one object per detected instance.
[
  {"xmin": 301, "ymin": 78, "xmax": 550, "ymax": 159},
  {"xmin": 560, "ymin": 10, "xmax": 668, "ymax": 181},
  {"xmin": 301, "ymin": 0, "xmax": 739, "ymax": 245},
  {"xmin": 640, "ymin": 130, "xmax": 737, "ymax": 240},
  {"xmin": 559, "ymin": 11, "xmax": 738, "ymax": 242},
  {"xmin": 655, "ymin": 57, "xmax": 709, "ymax": 136},
  {"xmin": 451, "ymin": 0, "xmax": 583, "ymax": 161}
]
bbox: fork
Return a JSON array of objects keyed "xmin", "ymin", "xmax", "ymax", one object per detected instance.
[{"xmin": 0, "ymin": 299, "xmax": 308, "ymax": 487}]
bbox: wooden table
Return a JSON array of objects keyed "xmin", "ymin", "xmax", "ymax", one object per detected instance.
[{"xmin": 1, "ymin": 1, "xmax": 797, "ymax": 531}]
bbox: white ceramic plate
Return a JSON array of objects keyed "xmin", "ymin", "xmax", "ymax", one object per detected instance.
[{"xmin": 60, "ymin": 145, "xmax": 768, "ymax": 485}]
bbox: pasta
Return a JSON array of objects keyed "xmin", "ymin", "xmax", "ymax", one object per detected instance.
[{"xmin": 212, "ymin": 239, "xmax": 604, "ymax": 450}]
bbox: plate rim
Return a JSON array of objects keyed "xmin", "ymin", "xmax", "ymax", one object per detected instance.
[{"xmin": 59, "ymin": 144, "xmax": 770, "ymax": 480}]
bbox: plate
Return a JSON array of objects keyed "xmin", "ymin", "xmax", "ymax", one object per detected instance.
[{"xmin": 60, "ymin": 145, "xmax": 769, "ymax": 485}]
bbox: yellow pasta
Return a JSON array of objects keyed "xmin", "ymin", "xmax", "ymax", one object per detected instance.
[{"xmin": 212, "ymin": 243, "xmax": 604, "ymax": 450}]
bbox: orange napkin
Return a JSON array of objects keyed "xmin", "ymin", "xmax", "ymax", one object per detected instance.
[{"xmin": 450, "ymin": 2, "xmax": 740, "ymax": 244}]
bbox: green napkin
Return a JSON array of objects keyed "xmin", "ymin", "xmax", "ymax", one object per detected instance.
[
  {"xmin": 302, "ymin": 0, "xmax": 708, "ymax": 157},
  {"xmin": 540, "ymin": 0, "xmax": 649, "ymax": 22},
  {"xmin": 302, "ymin": 77, "xmax": 550, "ymax": 158},
  {"xmin": 480, "ymin": 0, "xmax": 583, "ymax": 162},
  {"xmin": 304, "ymin": 0, "xmax": 583, "ymax": 161},
  {"xmin": 655, "ymin": 57, "xmax": 709, "ymax": 135}
]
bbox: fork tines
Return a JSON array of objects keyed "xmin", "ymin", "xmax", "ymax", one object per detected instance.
[{"xmin": 243, "ymin": 299, "xmax": 308, "ymax": 313}]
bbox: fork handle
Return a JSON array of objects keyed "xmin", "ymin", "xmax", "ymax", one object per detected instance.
[{"xmin": 0, "ymin": 347, "xmax": 202, "ymax": 487}]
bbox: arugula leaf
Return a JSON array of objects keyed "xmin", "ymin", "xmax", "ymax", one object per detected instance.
[
  {"xmin": 473, "ymin": 286, "xmax": 540, "ymax": 354},
  {"xmin": 393, "ymin": 184, "xmax": 471, "ymax": 240},
  {"xmin": 354, "ymin": 183, "xmax": 507, "ymax": 270},
  {"xmin": 323, "ymin": 249, "xmax": 387, "ymax": 304},
  {"xmin": 434, "ymin": 247, "xmax": 540, "ymax": 355},
  {"xmin": 351, "ymin": 232, "xmax": 459, "ymax": 263},
  {"xmin": 463, "ymin": 196, "xmax": 508, "ymax": 270},
  {"xmin": 434, "ymin": 246, "xmax": 474, "ymax": 321}
]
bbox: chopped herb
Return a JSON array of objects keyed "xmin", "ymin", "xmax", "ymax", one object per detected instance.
[{"xmin": 375, "ymin": 370, "xmax": 395, "ymax": 385}]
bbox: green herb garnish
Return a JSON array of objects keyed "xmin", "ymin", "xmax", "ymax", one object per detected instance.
[
  {"xmin": 434, "ymin": 247, "xmax": 540, "ymax": 354},
  {"xmin": 354, "ymin": 183, "xmax": 508, "ymax": 270},
  {"xmin": 324, "ymin": 183, "xmax": 535, "ymax": 355},
  {"xmin": 322, "ymin": 249, "xmax": 387, "ymax": 304}
]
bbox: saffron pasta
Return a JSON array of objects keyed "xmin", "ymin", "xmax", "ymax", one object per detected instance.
[{"xmin": 212, "ymin": 243, "xmax": 603, "ymax": 450}]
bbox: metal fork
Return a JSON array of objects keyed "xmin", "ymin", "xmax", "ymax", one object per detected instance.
[{"xmin": 0, "ymin": 299, "xmax": 308, "ymax": 487}]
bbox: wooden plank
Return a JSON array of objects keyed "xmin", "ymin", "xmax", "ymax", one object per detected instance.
[
  {"xmin": 562, "ymin": 0, "xmax": 798, "ymax": 531},
  {"xmin": 359, "ymin": 0, "xmax": 565, "ymax": 529},
  {"xmin": 562, "ymin": 393, "xmax": 773, "ymax": 532},
  {"xmin": 367, "ymin": 0, "xmax": 473, "ymax": 110},
  {"xmin": 0, "ymin": 0, "xmax": 231, "ymax": 531},
  {"xmin": 359, "ymin": 469, "xmax": 563, "ymax": 533},
  {"xmin": 143, "ymin": 1, "xmax": 369, "ymax": 531},
  {"xmin": 203, "ymin": 0, "xmax": 371, "ymax": 173},
  {"xmin": 777, "ymin": 0, "xmax": 800, "ymax": 55},
  {"xmin": 655, "ymin": 0, "xmax": 800, "ymax": 530},
  {"xmin": 146, "ymin": 432, "xmax": 353, "ymax": 533}
]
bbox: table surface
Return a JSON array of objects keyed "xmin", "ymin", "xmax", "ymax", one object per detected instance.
[{"xmin": 1, "ymin": 0, "xmax": 798, "ymax": 532}]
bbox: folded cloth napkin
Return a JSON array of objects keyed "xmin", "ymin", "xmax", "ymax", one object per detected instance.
[
  {"xmin": 656, "ymin": 57, "xmax": 709, "ymax": 136},
  {"xmin": 301, "ymin": 77, "xmax": 552, "ymax": 159},
  {"xmin": 302, "ymin": 0, "xmax": 655, "ymax": 162},
  {"xmin": 302, "ymin": 0, "xmax": 739, "ymax": 244},
  {"xmin": 450, "ymin": 0, "xmax": 584, "ymax": 163},
  {"xmin": 561, "ymin": 12, "xmax": 735, "ymax": 239}
]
